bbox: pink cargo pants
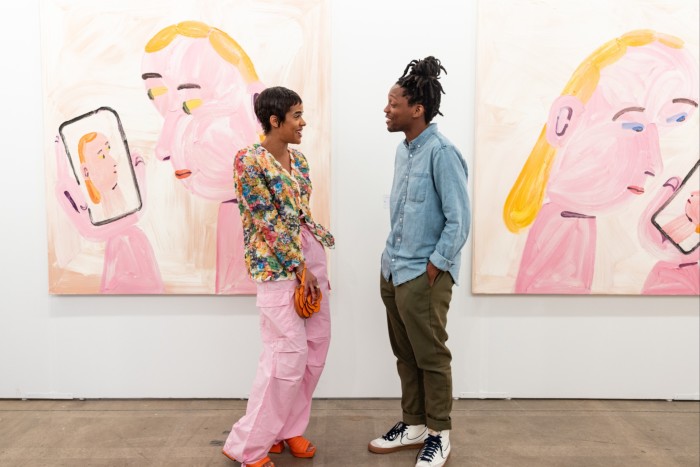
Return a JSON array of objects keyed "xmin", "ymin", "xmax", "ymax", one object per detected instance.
[{"xmin": 223, "ymin": 226, "xmax": 331, "ymax": 464}]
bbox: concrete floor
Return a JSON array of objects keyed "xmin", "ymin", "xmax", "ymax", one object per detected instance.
[{"xmin": 0, "ymin": 398, "xmax": 697, "ymax": 466}]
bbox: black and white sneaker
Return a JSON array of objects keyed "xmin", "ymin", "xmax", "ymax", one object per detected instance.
[
  {"xmin": 368, "ymin": 421, "xmax": 428, "ymax": 454},
  {"xmin": 415, "ymin": 431, "xmax": 450, "ymax": 467}
]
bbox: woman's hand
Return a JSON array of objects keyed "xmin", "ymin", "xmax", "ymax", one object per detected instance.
[{"xmin": 296, "ymin": 264, "xmax": 321, "ymax": 303}]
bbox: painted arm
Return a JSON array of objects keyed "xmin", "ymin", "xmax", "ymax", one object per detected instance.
[{"xmin": 639, "ymin": 177, "xmax": 700, "ymax": 261}]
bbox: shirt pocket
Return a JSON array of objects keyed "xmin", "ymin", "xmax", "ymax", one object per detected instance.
[{"xmin": 408, "ymin": 172, "xmax": 430, "ymax": 203}]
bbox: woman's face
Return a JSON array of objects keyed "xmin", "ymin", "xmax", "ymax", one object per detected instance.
[
  {"xmin": 142, "ymin": 35, "xmax": 262, "ymax": 201},
  {"xmin": 83, "ymin": 132, "xmax": 119, "ymax": 193},
  {"xmin": 275, "ymin": 103, "xmax": 306, "ymax": 145},
  {"xmin": 547, "ymin": 42, "xmax": 698, "ymax": 214}
]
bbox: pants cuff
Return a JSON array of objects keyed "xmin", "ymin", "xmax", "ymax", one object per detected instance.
[
  {"xmin": 403, "ymin": 412, "xmax": 427, "ymax": 426},
  {"xmin": 426, "ymin": 416, "xmax": 451, "ymax": 432}
]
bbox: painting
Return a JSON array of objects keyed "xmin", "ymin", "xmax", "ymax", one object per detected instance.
[
  {"xmin": 42, "ymin": 0, "xmax": 330, "ymax": 294},
  {"xmin": 472, "ymin": 0, "xmax": 700, "ymax": 295}
]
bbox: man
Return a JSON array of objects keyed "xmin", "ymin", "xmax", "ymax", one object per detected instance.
[{"xmin": 369, "ymin": 56, "xmax": 470, "ymax": 467}]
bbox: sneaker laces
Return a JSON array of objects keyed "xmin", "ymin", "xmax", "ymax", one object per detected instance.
[
  {"xmin": 382, "ymin": 421, "xmax": 408, "ymax": 441},
  {"xmin": 418, "ymin": 434, "xmax": 442, "ymax": 462}
]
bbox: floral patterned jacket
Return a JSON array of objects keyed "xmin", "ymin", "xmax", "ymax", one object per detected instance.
[{"xmin": 233, "ymin": 143, "xmax": 334, "ymax": 282}]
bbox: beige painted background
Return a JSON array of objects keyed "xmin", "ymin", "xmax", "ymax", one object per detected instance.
[{"xmin": 42, "ymin": 0, "xmax": 330, "ymax": 294}]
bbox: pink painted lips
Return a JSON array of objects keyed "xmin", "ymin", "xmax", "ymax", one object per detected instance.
[{"xmin": 627, "ymin": 185, "xmax": 645, "ymax": 194}]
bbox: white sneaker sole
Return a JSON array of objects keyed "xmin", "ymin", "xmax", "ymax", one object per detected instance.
[
  {"xmin": 368, "ymin": 441, "xmax": 425, "ymax": 454},
  {"xmin": 416, "ymin": 451, "xmax": 450, "ymax": 467}
]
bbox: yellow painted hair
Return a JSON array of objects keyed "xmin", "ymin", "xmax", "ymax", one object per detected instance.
[
  {"xmin": 503, "ymin": 30, "xmax": 684, "ymax": 233},
  {"xmin": 144, "ymin": 20, "xmax": 259, "ymax": 84},
  {"xmin": 78, "ymin": 132, "xmax": 101, "ymax": 204}
]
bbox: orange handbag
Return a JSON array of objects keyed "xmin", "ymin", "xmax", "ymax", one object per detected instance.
[{"xmin": 294, "ymin": 268, "xmax": 322, "ymax": 319}]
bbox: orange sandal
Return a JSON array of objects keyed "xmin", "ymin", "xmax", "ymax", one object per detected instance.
[
  {"xmin": 269, "ymin": 441, "xmax": 284, "ymax": 454},
  {"xmin": 285, "ymin": 436, "xmax": 316, "ymax": 458},
  {"xmin": 222, "ymin": 450, "xmax": 275, "ymax": 467}
]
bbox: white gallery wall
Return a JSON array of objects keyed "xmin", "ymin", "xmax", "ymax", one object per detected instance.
[{"xmin": 0, "ymin": 0, "xmax": 697, "ymax": 400}]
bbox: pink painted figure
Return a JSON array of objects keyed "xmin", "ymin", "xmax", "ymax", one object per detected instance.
[
  {"xmin": 638, "ymin": 177, "xmax": 700, "ymax": 295},
  {"xmin": 504, "ymin": 30, "xmax": 699, "ymax": 294},
  {"xmin": 141, "ymin": 21, "xmax": 265, "ymax": 294},
  {"xmin": 55, "ymin": 135, "xmax": 164, "ymax": 294}
]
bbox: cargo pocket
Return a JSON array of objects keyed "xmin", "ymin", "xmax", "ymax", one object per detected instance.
[
  {"xmin": 257, "ymin": 286, "xmax": 307, "ymax": 382},
  {"xmin": 273, "ymin": 347, "xmax": 308, "ymax": 382},
  {"xmin": 256, "ymin": 287, "xmax": 293, "ymax": 309}
]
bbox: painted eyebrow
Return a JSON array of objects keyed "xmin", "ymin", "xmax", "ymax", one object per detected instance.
[
  {"xmin": 141, "ymin": 73, "xmax": 162, "ymax": 80},
  {"xmin": 612, "ymin": 106, "xmax": 645, "ymax": 121},
  {"xmin": 177, "ymin": 83, "xmax": 201, "ymax": 90},
  {"xmin": 672, "ymin": 98, "xmax": 699, "ymax": 107}
]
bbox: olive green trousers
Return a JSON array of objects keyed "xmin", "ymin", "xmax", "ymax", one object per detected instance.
[{"xmin": 380, "ymin": 271, "xmax": 454, "ymax": 431}]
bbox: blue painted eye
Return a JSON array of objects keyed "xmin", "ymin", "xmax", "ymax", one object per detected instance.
[
  {"xmin": 666, "ymin": 112, "xmax": 688, "ymax": 123},
  {"xmin": 622, "ymin": 122, "xmax": 644, "ymax": 132}
]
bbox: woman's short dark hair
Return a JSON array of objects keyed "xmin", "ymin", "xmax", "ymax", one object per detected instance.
[
  {"xmin": 396, "ymin": 56, "xmax": 447, "ymax": 124},
  {"xmin": 254, "ymin": 86, "xmax": 302, "ymax": 134}
]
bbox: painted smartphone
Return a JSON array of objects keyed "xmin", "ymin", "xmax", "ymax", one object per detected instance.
[
  {"xmin": 59, "ymin": 107, "xmax": 142, "ymax": 226},
  {"xmin": 651, "ymin": 160, "xmax": 700, "ymax": 255}
]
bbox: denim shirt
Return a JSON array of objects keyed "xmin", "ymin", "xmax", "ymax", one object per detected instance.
[{"xmin": 381, "ymin": 123, "xmax": 471, "ymax": 286}]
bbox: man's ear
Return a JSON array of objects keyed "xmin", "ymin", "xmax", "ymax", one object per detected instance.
[
  {"xmin": 81, "ymin": 164, "xmax": 90, "ymax": 180},
  {"xmin": 546, "ymin": 95, "xmax": 584, "ymax": 147},
  {"xmin": 270, "ymin": 115, "xmax": 279, "ymax": 129},
  {"xmin": 412, "ymin": 104, "xmax": 425, "ymax": 120}
]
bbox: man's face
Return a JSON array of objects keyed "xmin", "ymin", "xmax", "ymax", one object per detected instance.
[
  {"xmin": 83, "ymin": 132, "xmax": 118, "ymax": 192},
  {"xmin": 141, "ymin": 35, "xmax": 261, "ymax": 201},
  {"xmin": 384, "ymin": 84, "xmax": 418, "ymax": 134},
  {"xmin": 548, "ymin": 42, "xmax": 699, "ymax": 213}
]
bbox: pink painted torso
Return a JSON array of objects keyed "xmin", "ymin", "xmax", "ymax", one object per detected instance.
[
  {"xmin": 102, "ymin": 225, "xmax": 164, "ymax": 294},
  {"xmin": 516, "ymin": 203, "xmax": 596, "ymax": 294},
  {"xmin": 217, "ymin": 202, "xmax": 257, "ymax": 294}
]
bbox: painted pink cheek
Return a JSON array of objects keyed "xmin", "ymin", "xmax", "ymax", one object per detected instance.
[{"xmin": 686, "ymin": 196, "xmax": 700, "ymax": 223}]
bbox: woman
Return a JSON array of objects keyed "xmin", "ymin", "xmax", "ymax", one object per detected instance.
[{"xmin": 223, "ymin": 86, "xmax": 334, "ymax": 467}]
